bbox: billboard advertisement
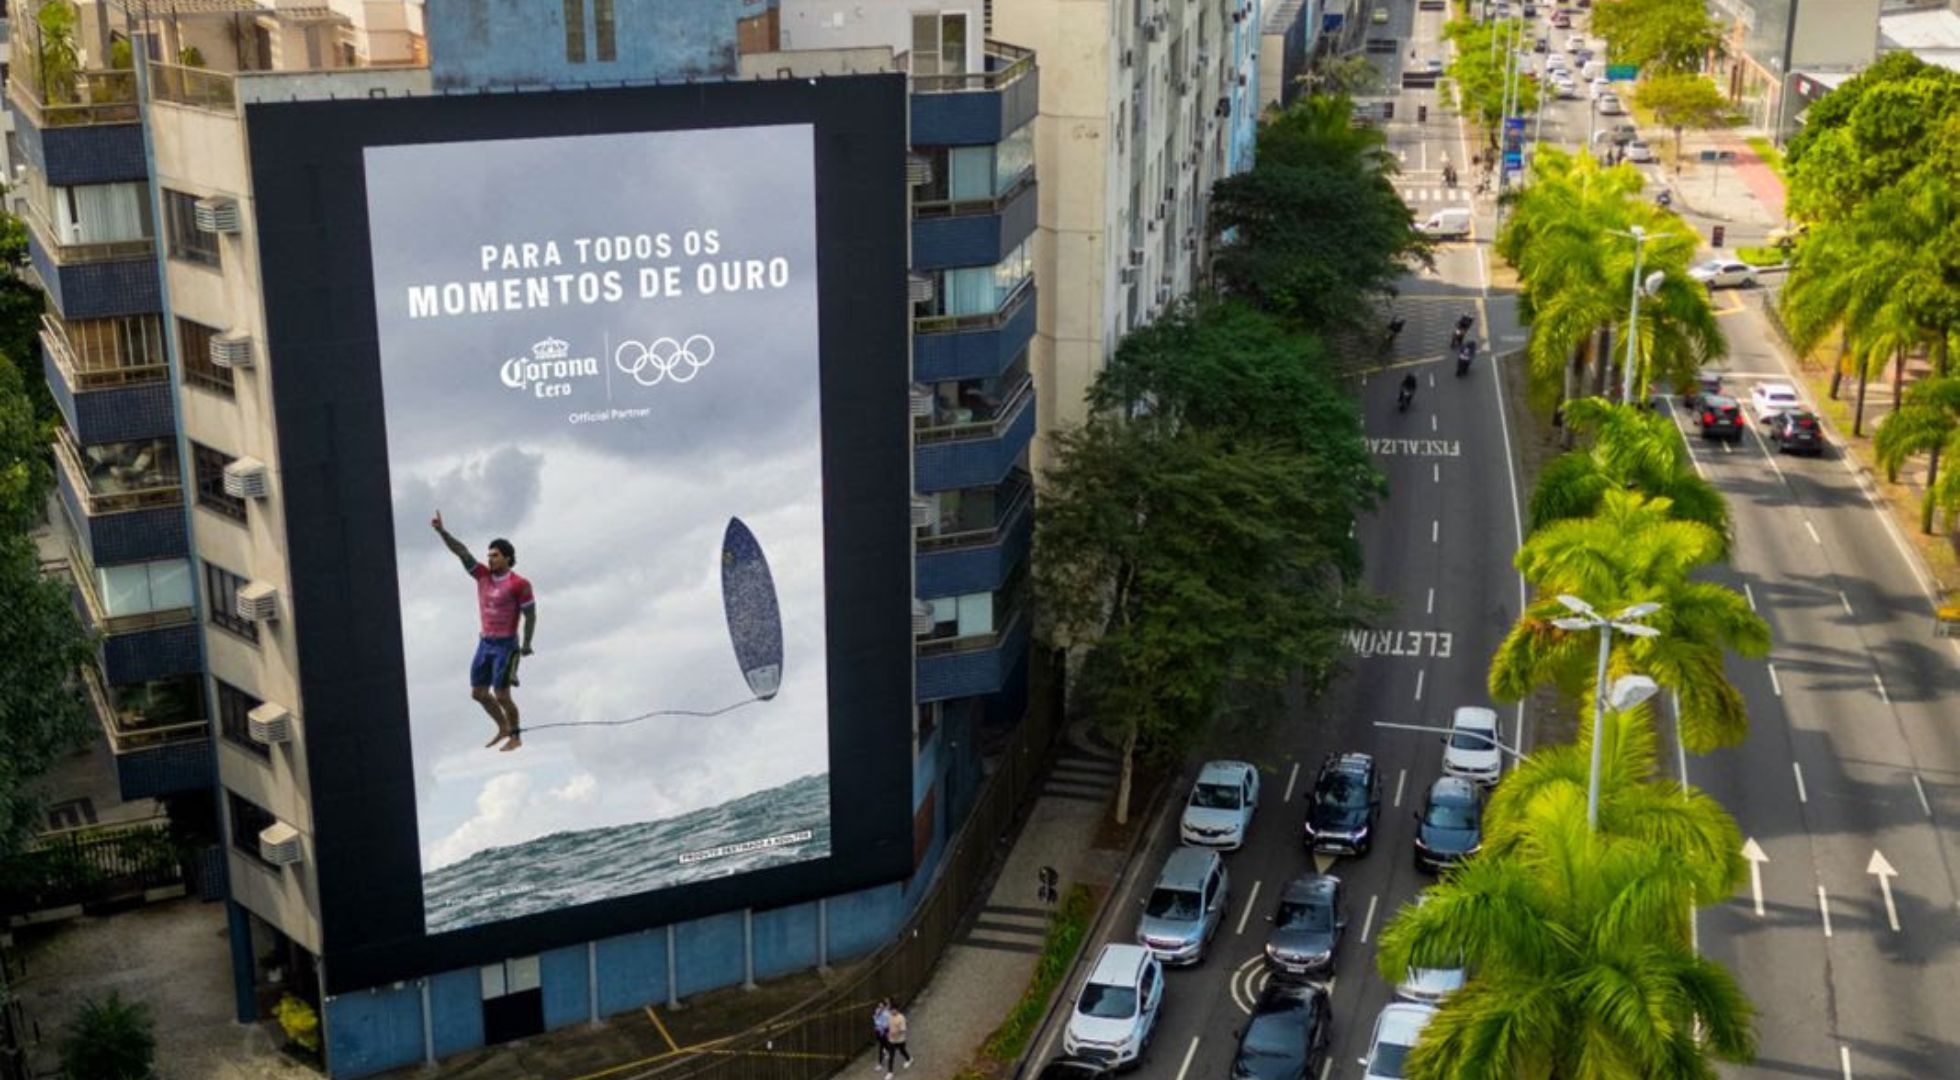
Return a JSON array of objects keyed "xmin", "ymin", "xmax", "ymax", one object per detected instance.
[
  {"xmin": 247, "ymin": 78, "xmax": 911, "ymax": 989},
  {"xmin": 362, "ymin": 126, "xmax": 829, "ymax": 934}
]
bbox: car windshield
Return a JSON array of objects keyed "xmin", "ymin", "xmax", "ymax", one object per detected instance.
[
  {"xmin": 1079, "ymin": 983, "xmax": 1137, "ymax": 1019},
  {"xmin": 1316, "ymin": 774, "xmax": 1368, "ymax": 809},
  {"xmin": 1192, "ymin": 782, "xmax": 1242, "ymax": 810},
  {"xmin": 1369, "ymin": 1041, "xmax": 1414, "ymax": 1078},
  {"xmin": 1449, "ymin": 727, "xmax": 1493, "ymax": 751},
  {"xmin": 1277, "ymin": 899, "xmax": 1334, "ymax": 932},
  {"xmin": 1146, "ymin": 887, "xmax": 1201, "ymax": 921},
  {"xmin": 1239, "ymin": 1006, "xmax": 1305, "ymax": 1058},
  {"xmin": 1425, "ymin": 801, "xmax": 1477, "ymax": 829}
]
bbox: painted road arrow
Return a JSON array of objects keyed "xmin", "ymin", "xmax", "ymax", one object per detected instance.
[
  {"xmin": 1742, "ymin": 838, "xmax": 1768, "ymax": 916},
  {"xmin": 1867, "ymin": 850, "xmax": 1901, "ymax": 932}
]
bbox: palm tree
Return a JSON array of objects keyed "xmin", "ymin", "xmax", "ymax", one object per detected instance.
[
  {"xmin": 1490, "ymin": 490, "xmax": 1770, "ymax": 751},
  {"xmin": 1376, "ymin": 789, "xmax": 1756, "ymax": 1080},
  {"xmin": 1528, "ymin": 397, "xmax": 1730, "ymax": 551},
  {"xmin": 1874, "ymin": 375, "xmax": 1960, "ymax": 534}
]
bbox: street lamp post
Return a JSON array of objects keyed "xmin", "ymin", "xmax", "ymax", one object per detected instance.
[
  {"xmin": 1606, "ymin": 227, "xmax": 1668, "ymax": 404},
  {"xmin": 1551, "ymin": 595, "xmax": 1663, "ymax": 830}
]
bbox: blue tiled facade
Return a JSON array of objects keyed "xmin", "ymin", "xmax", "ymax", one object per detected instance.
[
  {"xmin": 426, "ymin": 0, "xmax": 740, "ymax": 89},
  {"xmin": 916, "ymin": 496, "xmax": 1032, "ymax": 597},
  {"xmin": 917, "ymin": 610, "xmax": 1030, "ymax": 702},
  {"xmin": 911, "ymin": 179, "xmax": 1038, "ymax": 270},
  {"xmin": 26, "ymin": 234, "xmax": 165, "ymax": 319},
  {"xmin": 8, "ymin": 110, "xmax": 150, "ymax": 184},
  {"xmin": 52, "ymin": 467, "xmax": 187, "ymax": 566},
  {"xmin": 99, "ymin": 623, "xmax": 204, "ymax": 684},
  {"xmin": 913, "ymin": 283, "xmax": 1037, "ymax": 383},
  {"xmin": 115, "ymin": 737, "xmax": 216, "ymax": 800},
  {"xmin": 910, "ymin": 63, "xmax": 1039, "ymax": 145},
  {"xmin": 42, "ymin": 352, "xmax": 178, "ymax": 443},
  {"xmin": 913, "ymin": 394, "xmax": 1036, "ymax": 493}
]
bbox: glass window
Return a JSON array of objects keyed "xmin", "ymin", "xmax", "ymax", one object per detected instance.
[
  {"xmin": 216, "ymin": 678, "xmax": 269, "ymax": 758},
  {"xmin": 594, "ymin": 0, "xmax": 616, "ymax": 61},
  {"xmin": 910, "ymin": 12, "xmax": 968, "ymax": 75},
  {"xmin": 946, "ymin": 147, "xmax": 993, "ymax": 201},
  {"xmin": 162, "ymin": 189, "xmax": 219, "ymax": 267},
  {"xmin": 939, "ymin": 12, "xmax": 968, "ymax": 74},
  {"xmin": 73, "ymin": 436, "xmax": 178, "ymax": 497},
  {"xmin": 179, "ymin": 317, "xmax": 233, "ymax": 396},
  {"xmin": 920, "ymin": 349, "xmax": 1030, "ymax": 427},
  {"xmin": 995, "ymin": 125, "xmax": 1034, "ymax": 194},
  {"xmin": 918, "ymin": 241, "xmax": 1034, "ymax": 321},
  {"xmin": 56, "ymin": 313, "xmax": 166, "ymax": 375},
  {"xmin": 563, "ymin": 0, "xmax": 587, "ymax": 62},
  {"xmin": 205, "ymin": 560, "xmax": 259, "ymax": 643},
  {"xmin": 108, "ymin": 675, "xmax": 204, "ymax": 728},
  {"xmin": 227, "ymin": 790, "xmax": 279, "ymax": 866},
  {"xmin": 96, "ymin": 558, "xmax": 192, "ymax": 618},
  {"xmin": 53, "ymin": 181, "xmax": 152, "ymax": 244},
  {"xmin": 192, "ymin": 442, "xmax": 247, "ymax": 524}
]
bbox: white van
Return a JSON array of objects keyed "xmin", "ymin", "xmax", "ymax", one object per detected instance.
[{"xmin": 1417, "ymin": 207, "xmax": 1472, "ymax": 240}]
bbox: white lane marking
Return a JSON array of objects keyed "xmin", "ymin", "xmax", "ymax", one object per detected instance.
[
  {"xmin": 1742, "ymin": 838, "xmax": 1767, "ymax": 917},
  {"xmin": 1414, "ymin": 668, "xmax": 1426, "ymax": 702},
  {"xmin": 1805, "ymin": 520, "xmax": 1823, "ymax": 545},
  {"xmin": 1840, "ymin": 1044, "xmax": 1854, "ymax": 1080},
  {"xmin": 1432, "ymin": 519, "xmax": 1440, "ymax": 543},
  {"xmin": 1839, "ymin": 590, "xmax": 1853, "ymax": 616},
  {"xmin": 1873, "ymin": 673, "xmax": 1889, "ymax": 704},
  {"xmin": 1318, "ymin": 1059, "xmax": 1331, "ymax": 1080},
  {"xmin": 1284, "ymin": 761, "xmax": 1301, "ymax": 803},
  {"xmin": 1433, "ymin": 462, "xmax": 1441, "ymax": 483},
  {"xmin": 1720, "ymin": 438, "xmax": 1732, "ymax": 454},
  {"xmin": 1360, "ymin": 893, "xmax": 1380, "ymax": 944},
  {"xmin": 1235, "ymin": 879, "xmax": 1263, "ymax": 935},
  {"xmin": 1426, "ymin": 587, "xmax": 1436, "ymax": 614},
  {"xmin": 1430, "ymin": 413, "xmax": 1439, "ymax": 432},
  {"xmin": 1348, "ymin": 520, "xmax": 1356, "ymax": 539},
  {"xmin": 1793, "ymin": 761, "xmax": 1808, "ymax": 802},
  {"xmin": 1868, "ymin": 850, "xmax": 1900, "ymax": 933},
  {"xmin": 1913, "ymin": 774, "xmax": 1932, "ymax": 817},
  {"xmin": 1428, "ymin": 372, "xmax": 1436, "ymax": 388},
  {"xmin": 1767, "ymin": 662, "xmax": 1782, "ymax": 697},
  {"xmin": 1744, "ymin": 582, "xmax": 1757, "ymax": 612},
  {"xmin": 1818, "ymin": 885, "xmax": 1833, "ymax": 937},
  {"xmin": 1824, "ymin": 430, "xmax": 1960, "ymax": 660},
  {"xmin": 1174, "ymin": 1035, "xmax": 1200, "ymax": 1080},
  {"xmin": 1394, "ymin": 769, "xmax": 1408, "ymax": 807}
]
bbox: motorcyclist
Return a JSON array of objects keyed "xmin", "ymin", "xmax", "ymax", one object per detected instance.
[
  {"xmin": 1398, "ymin": 372, "xmax": 1418, "ymax": 410},
  {"xmin": 1655, "ymin": 189, "xmax": 1674, "ymax": 209},
  {"xmin": 1456, "ymin": 338, "xmax": 1478, "ymax": 375},
  {"xmin": 1451, "ymin": 313, "xmax": 1475, "ymax": 350}
]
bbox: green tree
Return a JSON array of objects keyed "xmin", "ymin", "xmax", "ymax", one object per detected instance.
[
  {"xmin": 1874, "ymin": 375, "xmax": 1960, "ymax": 534},
  {"xmin": 1590, "ymin": 0, "xmax": 1724, "ymax": 75},
  {"xmin": 1783, "ymin": 53, "xmax": 1960, "ymax": 224},
  {"xmin": 32, "ymin": 0, "xmax": 82, "ymax": 105},
  {"xmin": 1528, "ymin": 397, "xmax": 1730, "ymax": 550},
  {"xmin": 1303, "ymin": 54, "xmax": 1382, "ymax": 98},
  {"xmin": 1633, "ymin": 73, "xmax": 1733, "ymax": 162},
  {"xmin": 1443, "ymin": 19, "xmax": 1540, "ymax": 130},
  {"xmin": 1489, "ymin": 489, "xmax": 1770, "ymax": 752},
  {"xmin": 59, "ymin": 992, "xmax": 156, "ymax": 1080}
]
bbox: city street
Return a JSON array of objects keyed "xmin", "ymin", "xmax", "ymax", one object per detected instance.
[{"xmin": 1024, "ymin": 5, "xmax": 1960, "ymax": 1079}]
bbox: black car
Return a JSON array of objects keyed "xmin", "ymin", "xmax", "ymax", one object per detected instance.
[
  {"xmin": 1768, "ymin": 410, "xmax": 1826, "ymax": 455},
  {"xmin": 1682, "ymin": 369, "xmax": 1723, "ymax": 410},
  {"xmin": 1303, "ymin": 753, "xmax": 1381, "ymax": 855},
  {"xmin": 1697, "ymin": 394, "xmax": 1745, "ymax": 442},
  {"xmin": 1036, "ymin": 1055, "xmax": 1116, "ymax": 1080},
  {"xmin": 1413, "ymin": 777, "xmax": 1484, "ymax": 873},
  {"xmin": 1264, "ymin": 874, "xmax": 1346, "ymax": 980},
  {"xmin": 1230, "ymin": 983, "xmax": 1332, "ymax": 1080}
]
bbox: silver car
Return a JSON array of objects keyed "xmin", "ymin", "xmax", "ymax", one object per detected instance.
[
  {"xmin": 1135, "ymin": 846, "xmax": 1229, "ymax": 965},
  {"xmin": 1064, "ymin": 944, "xmax": 1165, "ymax": 1068}
]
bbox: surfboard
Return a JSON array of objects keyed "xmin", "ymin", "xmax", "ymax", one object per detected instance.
[{"xmin": 720, "ymin": 517, "xmax": 784, "ymax": 701}]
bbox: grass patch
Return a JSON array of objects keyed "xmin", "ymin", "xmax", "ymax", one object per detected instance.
[
  {"xmin": 1735, "ymin": 246, "xmax": 1785, "ymax": 267},
  {"xmin": 978, "ymin": 884, "xmax": 1098, "ymax": 1065},
  {"xmin": 1744, "ymin": 136, "xmax": 1784, "ymax": 179}
]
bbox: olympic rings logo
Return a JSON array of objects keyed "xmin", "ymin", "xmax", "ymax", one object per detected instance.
[{"xmin": 614, "ymin": 335, "xmax": 715, "ymax": 387}]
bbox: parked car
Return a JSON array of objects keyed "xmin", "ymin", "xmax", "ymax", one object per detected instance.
[
  {"xmin": 1769, "ymin": 410, "xmax": 1827, "ymax": 455},
  {"xmin": 1181, "ymin": 759, "xmax": 1261, "ymax": 848},
  {"xmin": 1231, "ymin": 983, "xmax": 1332, "ymax": 1080},
  {"xmin": 1596, "ymin": 92, "xmax": 1624, "ymax": 115},
  {"xmin": 1442, "ymin": 706, "xmax": 1503, "ymax": 784},
  {"xmin": 1395, "ymin": 894, "xmax": 1469, "ymax": 1004},
  {"xmin": 1682, "ymin": 368, "xmax": 1723, "ymax": 410},
  {"xmin": 1373, "ymin": 5, "xmax": 1390, "ymax": 23},
  {"xmin": 1751, "ymin": 381, "xmax": 1804, "ymax": 420},
  {"xmin": 1036, "ymin": 1056, "xmax": 1115, "ymax": 1080},
  {"xmin": 1625, "ymin": 139, "xmax": 1655, "ymax": 162},
  {"xmin": 1522, "ymin": 3, "xmax": 1538, "ymax": 16},
  {"xmin": 1136, "ymin": 846, "xmax": 1229, "ymax": 965},
  {"xmin": 1588, "ymin": 76, "xmax": 1611, "ymax": 98},
  {"xmin": 1689, "ymin": 258, "xmax": 1758, "ymax": 289},
  {"xmin": 1264, "ymin": 873, "xmax": 1346, "ymax": 980},
  {"xmin": 1567, "ymin": 34, "xmax": 1587, "ymax": 50},
  {"xmin": 1553, "ymin": 77, "xmax": 1578, "ymax": 98},
  {"xmin": 1064, "ymin": 945, "xmax": 1164, "ymax": 1068},
  {"xmin": 1551, "ymin": 9, "xmax": 1572, "ymax": 27},
  {"xmin": 1533, "ymin": 36, "xmax": 1549, "ymax": 52},
  {"xmin": 1697, "ymin": 394, "xmax": 1746, "ymax": 442},
  {"xmin": 1414, "ymin": 777, "xmax": 1485, "ymax": 872},
  {"xmin": 1304, "ymin": 752, "xmax": 1382, "ymax": 856},
  {"xmin": 1608, "ymin": 121, "xmax": 1639, "ymax": 145},
  {"xmin": 1424, "ymin": 57, "xmax": 1446, "ymax": 74},
  {"xmin": 1359, "ymin": 1002, "xmax": 1439, "ymax": 1080},
  {"xmin": 1545, "ymin": 52, "xmax": 1568, "ymax": 70}
]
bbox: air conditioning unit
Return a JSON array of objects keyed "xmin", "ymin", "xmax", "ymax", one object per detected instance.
[
  {"xmin": 905, "ymin": 155, "xmax": 933, "ymax": 186},
  {"xmin": 1164, "ymin": 186, "xmax": 1176, "ymax": 204},
  {"xmin": 236, "ymin": 580, "xmax": 280, "ymax": 623},
  {"xmin": 1143, "ymin": 19, "xmax": 1162, "ymax": 41},
  {"xmin": 909, "ymin": 384, "xmax": 935, "ymax": 418},
  {"xmin": 911, "ymin": 599, "xmax": 935, "ymax": 636},
  {"xmin": 258, "ymin": 821, "xmax": 302, "ymax": 867},
  {"xmin": 1128, "ymin": 247, "xmax": 1146, "ymax": 267},
  {"xmin": 910, "ymin": 496, "xmax": 933, "ymax": 529},
  {"xmin": 1216, "ymin": 96, "xmax": 1233, "ymax": 118},
  {"xmin": 247, "ymin": 702, "xmax": 293, "ymax": 745},
  {"xmin": 1182, "ymin": 231, "xmax": 1198, "ymax": 252},
  {"xmin": 1119, "ymin": 265, "xmax": 1139, "ymax": 284},
  {"xmin": 193, "ymin": 196, "xmax": 241, "ymax": 234},
  {"xmin": 907, "ymin": 273, "xmax": 935, "ymax": 304},
  {"xmin": 210, "ymin": 330, "xmax": 254, "ymax": 369},
  {"xmin": 1155, "ymin": 285, "xmax": 1175, "ymax": 306},
  {"xmin": 222, "ymin": 456, "xmax": 268, "ymax": 500}
]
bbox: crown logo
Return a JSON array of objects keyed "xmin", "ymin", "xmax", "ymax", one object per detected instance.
[{"xmin": 531, "ymin": 337, "xmax": 571, "ymax": 361}]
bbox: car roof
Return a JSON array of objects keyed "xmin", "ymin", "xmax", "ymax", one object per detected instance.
[
  {"xmin": 1326, "ymin": 752, "xmax": 1376, "ymax": 778},
  {"xmin": 1758, "ymin": 382, "xmax": 1798, "ymax": 394},
  {"xmin": 1452, "ymin": 706, "xmax": 1498, "ymax": 729},
  {"xmin": 1196, "ymin": 760, "xmax": 1250, "ymax": 784},
  {"xmin": 1155, "ymin": 846, "xmax": 1220, "ymax": 890},
  {"xmin": 1088, "ymin": 943, "xmax": 1150, "ymax": 984},
  {"xmin": 1375, "ymin": 1002, "xmax": 1439, "ymax": 1044},
  {"xmin": 1281, "ymin": 873, "xmax": 1341, "ymax": 903},
  {"xmin": 1427, "ymin": 776, "xmax": 1480, "ymax": 804}
]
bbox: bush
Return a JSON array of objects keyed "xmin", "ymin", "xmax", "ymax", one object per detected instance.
[
  {"xmin": 274, "ymin": 994, "xmax": 321, "ymax": 1054},
  {"xmin": 980, "ymin": 884, "xmax": 1096, "ymax": 1063},
  {"xmin": 59, "ymin": 992, "xmax": 154, "ymax": 1080}
]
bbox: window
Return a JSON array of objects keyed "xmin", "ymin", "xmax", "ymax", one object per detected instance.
[
  {"xmin": 910, "ymin": 12, "xmax": 968, "ymax": 76},
  {"xmin": 178, "ymin": 317, "xmax": 233, "ymax": 396},
  {"xmin": 594, "ymin": 0, "xmax": 616, "ymax": 61},
  {"xmin": 205, "ymin": 560, "xmax": 258, "ymax": 643},
  {"xmin": 163, "ymin": 189, "xmax": 219, "ymax": 267},
  {"xmin": 918, "ymin": 349, "xmax": 1030, "ymax": 429},
  {"xmin": 40, "ymin": 180, "xmax": 152, "ymax": 245},
  {"xmin": 96, "ymin": 558, "xmax": 192, "ymax": 618},
  {"xmin": 563, "ymin": 0, "xmax": 587, "ymax": 62},
  {"xmin": 915, "ymin": 240, "xmax": 1033, "ymax": 321},
  {"xmin": 108, "ymin": 675, "xmax": 205, "ymax": 730},
  {"xmin": 69, "ymin": 435, "xmax": 178, "ymax": 498},
  {"xmin": 216, "ymin": 679, "xmax": 269, "ymax": 758},
  {"xmin": 919, "ymin": 590, "xmax": 994, "ymax": 640},
  {"xmin": 192, "ymin": 442, "xmax": 247, "ymax": 524},
  {"xmin": 227, "ymin": 790, "xmax": 279, "ymax": 866}
]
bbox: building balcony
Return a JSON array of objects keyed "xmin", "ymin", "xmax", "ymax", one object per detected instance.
[
  {"xmin": 906, "ymin": 40, "xmax": 1039, "ymax": 147},
  {"xmin": 42, "ymin": 313, "xmax": 168, "ymax": 391},
  {"xmin": 7, "ymin": 71, "xmax": 148, "ymax": 184},
  {"xmin": 911, "ymin": 176, "xmax": 1037, "ymax": 272},
  {"xmin": 916, "ymin": 603, "xmax": 1030, "ymax": 702},
  {"xmin": 51, "ymin": 427, "xmax": 189, "ymax": 566},
  {"xmin": 917, "ymin": 480, "xmax": 1033, "ymax": 597},
  {"xmin": 44, "ymin": 555, "xmax": 203, "ymax": 685},
  {"xmin": 25, "ymin": 213, "xmax": 162, "ymax": 320},
  {"xmin": 915, "ymin": 378, "xmax": 1036, "ymax": 493},
  {"xmin": 914, "ymin": 277, "xmax": 1036, "ymax": 384},
  {"xmin": 81, "ymin": 664, "xmax": 213, "ymax": 802}
]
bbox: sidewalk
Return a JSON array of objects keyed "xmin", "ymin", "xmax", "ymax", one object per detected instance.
[
  {"xmin": 848, "ymin": 723, "xmax": 1138, "ymax": 1080},
  {"xmin": 1659, "ymin": 125, "xmax": 1787, "ymax": 233}
]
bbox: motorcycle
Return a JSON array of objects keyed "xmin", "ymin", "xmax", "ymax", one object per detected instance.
[
  {"xmin": 1456, "ymin": 339, "xmax": 1478, "ymax": 377},
  {"xmin": 1397, "ymin": 376, "xmax": 1418, "ymax": 412},
  {"xmin": 1443, "ymin": 164, "xmax": 1458, "ymax": 188},
  {"xmin": 1655, "ymin": 189, "xmax": 1674, "ymax": 209},
  {"xmin": 1450, "ymin": 314, "xmax": 1475, "ymax": 351}
]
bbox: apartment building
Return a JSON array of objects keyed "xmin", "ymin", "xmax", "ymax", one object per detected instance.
[
  {"xmin": 13, "ymin": 0, "xmax": 1037, "ymax": 1074},
  {"xmin": 1708, "ymin": 0, "xmax": 1884, "ymax": 138}
]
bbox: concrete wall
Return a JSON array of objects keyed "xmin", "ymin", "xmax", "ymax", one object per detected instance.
[
  {"xmin": 780, "ymin": 0, "xmax": 985, "ymax": 69},
  {"xmin": 1790, "ymin": 0, "xmax": 1881, "ymax": 68},
  {"xmin": 426, "ymin": 0, "xmax": 741, "ymax": 88}
]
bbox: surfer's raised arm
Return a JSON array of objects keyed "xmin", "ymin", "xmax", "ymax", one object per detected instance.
[{"xmin": 430, "ymin": 510, "xmax": 476, "ymax": 572}]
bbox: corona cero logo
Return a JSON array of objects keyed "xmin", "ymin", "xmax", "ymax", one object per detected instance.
[{"xmin": 502, "ymin": 337, "xmax": 599, "ymax": 399}]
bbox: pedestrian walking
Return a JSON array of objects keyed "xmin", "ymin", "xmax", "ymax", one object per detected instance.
[
  {"xmin": 884, "ymin": 1005, "xmax": 913, "ymax": 1078},
  {"xmin": 872, "ymin": 999, "xmax": 892, "ymax": 1071}
]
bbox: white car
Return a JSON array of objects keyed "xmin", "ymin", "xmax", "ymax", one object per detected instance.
[
  {"xmin": 1567, "ymin": 34, "xmax": 1587, "ymax": 51},
  {"xmin": 1588, "ymin": 76, "xmax": 1611, "ymax": 98},
  {"xmin": 1596, "ymin": 92, "xmax": 1624, "ymax": 115},
  {"xmin": 1359, "ymin": 1002, "xmax": 1439, "ymax": 1080},
  {"xmin": 1689, "ymin": 258, "xmax": 1758, "ymax": 289},
  {"xmin": 1545, "ymin": 52, "xmax": 1568, "ymax": 71},
  {"xmin": 1442, "ymin": 706, "xmax": 1504, "ymax": 785},
  {"xmin": 1179, "ymin": 759, "xmax": 1261, "ymax": 849},
  {"xmin": 1064, "ymin": 945, "xmax": 1164, "ymax": 1068},
  {"xmin": 1396, "ymin": 893, "xmax": 1469, "ymax": 1004},
  {"xmin": 1625, "ymin": 139, "xmax": 1654, "ymax": 162},
  {"xmin": 1751, "ymin": 381, "xmax": 1804, "ymax": 420},
  {"xmin": 1556, "ymin": 80, "xmax": 1579, "ymax": 99}
]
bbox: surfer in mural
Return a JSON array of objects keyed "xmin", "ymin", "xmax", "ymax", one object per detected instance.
[{"xmin": 431, "ymin": 511, "xmax": 537, "ymax": 752}]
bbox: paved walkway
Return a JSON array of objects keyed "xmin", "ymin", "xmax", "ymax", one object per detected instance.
[{"xmin": 1661, "ymin": 125, "xmax": 1788, "ymax": 232}]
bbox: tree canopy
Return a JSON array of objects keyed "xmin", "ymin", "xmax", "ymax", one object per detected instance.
[
  {"xmin": 1590, "ymin": 0, "xmax": 1724, "ymax": 75},
  {"xmin": 1783, "ymin": 52, "xmax": 1960, "ymax": 224}
]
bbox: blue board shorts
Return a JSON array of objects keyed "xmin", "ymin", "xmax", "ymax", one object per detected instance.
[{"xmin": 470, "ymin": 636, "xmax": 520, "ymax": 689}]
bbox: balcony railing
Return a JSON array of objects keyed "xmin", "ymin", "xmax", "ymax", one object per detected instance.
[
  {"xmin": 898, "ymin": 39, "xmax": 1035, "ymax": 94},
  {"xmin": 913, "ymin": 170, "xmax": 1036, "ymax": 221},
  {"xmin": 82, "ymin": 664, "xmax": 208, "ymax": 754},
  {"xmin": 917, "ymin": 479, "xmax": 1032, "ymax": 553},
  {"xmin": 916, "ymin": 602, "xmax": 1027, "ymax": 658},
  {"xmin": 22, "ymin": 196, "xmax": 155, "ymax": 265},
  {"xmin": 53, "ymin": 428, "xmax": 183, "ymax": 516},
  {"xmin": 42, "ymin": 314, "xmax": 168, "ymax": 389},
  {"xmin": 46, "ymin": 553, "xmax": 195, "ymax": 636},
  {"xmin": 915, "ymin": 376, "xmax": 1033, "ymax": 445},
  {"xmin": 147, "ymin": 62, "xmax": 236, "ymax": 113},
  {"xmin": 915, "ymin": 277, "xmax": 1033, "ymax": 335},
  {"xmin": 7, "ymin": 69, "xmax": 138, "ymax": 127}
]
